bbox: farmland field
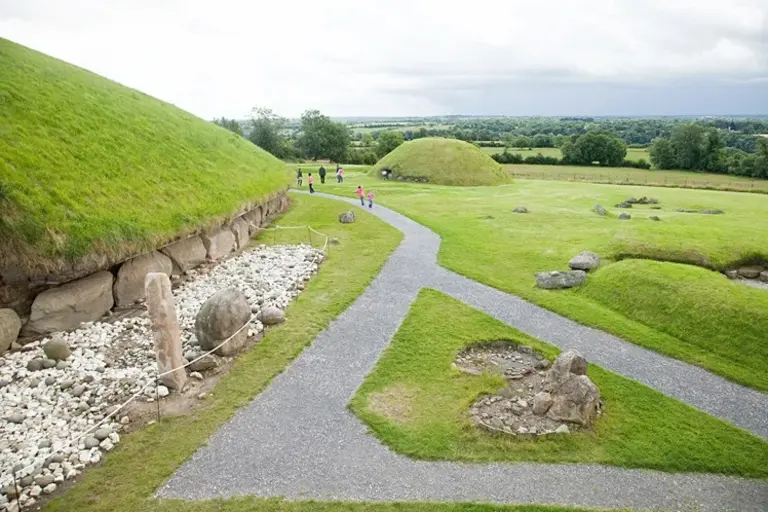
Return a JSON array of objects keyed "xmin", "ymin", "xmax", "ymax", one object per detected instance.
[{"xmin": 480, "ymin": 146, "xmax": 651, "ymax": 162}]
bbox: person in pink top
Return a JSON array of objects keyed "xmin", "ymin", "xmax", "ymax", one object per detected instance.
[
  {"xmin": 336, "ymin": 165, "xmax": 344, "ymax": 183},
  {"xmin": 367, "ymin": 190, "xmax": 375, "ymax": 209},
  {"xmin": 355, "ymin": 185, "xmax": 365, "ymax": 206}
]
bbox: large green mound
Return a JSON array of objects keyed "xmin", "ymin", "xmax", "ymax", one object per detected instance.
[
  {"xmin": 0, "ymin": 38, "xmax": 289, "ymax": 274},
  {"xmin": 579, "ymin": 259, "xmax": 768, "ymax": 390},
  {"xmin": 370, "ymin": 138, "xmax": 510, "ymax": 186}
]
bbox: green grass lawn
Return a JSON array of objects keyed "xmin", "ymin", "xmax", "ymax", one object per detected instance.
[
  {"xmin": 351, "ymin": 290, "xmax": 768, "ymax": 476},
  {"xmin": 370, "ymin": 138, "xmax": 511, "ymax": 186},
  {"xmin": 502, "ymin": 164, "xmax": 768, "ymax": 193},
  {"xmin": 0, "ymin": 38, "xmax": 289, "ymax": 274},
  {"xmin": 481, "ymin": 147, "xmax": 650, "ymax": 162},
  {"xmin": 45, "ymin": 194, "xmax": 403, "ymax": 512},
  {"xmin": 311, "ymin": 175, "xmax": 768, "ymax": 390}
]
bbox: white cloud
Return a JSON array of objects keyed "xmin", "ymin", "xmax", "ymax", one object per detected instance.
[{"xmin": 1, "ymin": 0, "xmax": 766, "ymax": 117}]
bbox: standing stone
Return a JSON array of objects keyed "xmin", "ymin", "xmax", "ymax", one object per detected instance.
[
  {"xmin": 161, "ymin": 236, "xmax": 207, "ymax": 275},
  {"xmin": 201, "ymin": 229, "xmax": 236, "ymax": 260},
  {"xmin": 0, "ymin": 308, "xmax": 22, "ymax": 354},
  {"xmin": 113, "ymin": 252, "xmax": 173, "ymax": 307},
  {"xmin": 568, "ymin": 252, "xmax": 600, "ymax": 272},
  {"xmin": 230, "ymin": 217, "xmax": 250, "ymax": 249},
  {"xmin": 145, "ymin": 273, "xmax": 187, "ymax": 390},
  {"xmin": 26, "ymin": 271, "xmax": 114, "ymax": 335},
  {"xmin": 195, "ymin": 288, "xmax": 250, "ymax": 357}
]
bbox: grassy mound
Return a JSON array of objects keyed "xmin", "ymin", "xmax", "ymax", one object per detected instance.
[
  {"xmin": 351, "ymin": 289, "xmax": 768, "ymax": 476},
  {"xmin": 0, "ymin": 38, "xmax": 289, "ymax": 275},
  {"xmin": 578, "ymin": 259, "xmax": 768, "ymax": 389},
  {"xmin": 370, "ymin": 138, "xmax": 510, "ymax": 186}
]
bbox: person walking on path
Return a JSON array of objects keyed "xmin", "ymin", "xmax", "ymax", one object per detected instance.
[
  {"xmin": 367, "ymin": 190, "xmax": 375, "ymax": 209},
  {"xmin": 336, "ymin": 165, "xmax": 344, "ymax": 183},
  {"xmin": 355, "ymin": 185, "xmax": 365, "ymax": 206},
  {"xmin": 319, "ymin": 165, "xmax": 326, "ymax": 184},
  {"xmin": 308, "ymin": 173, "xmax": 315, "ymax": 194},
  {"xmin": 296, "ymin": 168, "xmax": 303, "ymax": 187}
]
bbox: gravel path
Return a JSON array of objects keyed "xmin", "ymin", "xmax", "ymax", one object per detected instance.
[{"xmin": 158, "ymin": 192, "xmax": 768, "ymax": 511}]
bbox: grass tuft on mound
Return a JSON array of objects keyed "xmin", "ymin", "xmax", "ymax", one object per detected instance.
[
  {"xmin": 370, "ymin": 138, "xmax": 511, "ymax": 186},
  {"xmin": 351, "ymin": 289, "xmax": 768, "ymax": 477},
  {"xmin": 0, "ymin": 38, "xmax": 290, "ymax": 274},
  {"xmin": 578, "ymin": 259, "xmax": 768, "ymax": 390}
]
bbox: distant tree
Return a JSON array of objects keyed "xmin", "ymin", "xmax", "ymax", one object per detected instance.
[
  {"xmin": 513, "ymin": 135, "xmax": 532, "ymax": 148},
  {"xmin": 670, "ymin": 124, "xmax": 708, "ymax": 170},
  {"xmin": 362, "ymin": 133, "xmax": 375, "ymax": 146},
  {"xmin": 532, "ymin": 133, "xmax": 553, "ymax": 148},
  {"xmin": 376, "ymin": 130, "xmax": 405, "ymax": 157},
  {"xmin": 562, "ymin": 131, "xmax": 626, "ymax": 166},
  {"xmin": 212, "ymin": 117, "xmax": 243, "ymax": 136},
  {"xmin": 649, "ymin": 138, "xmax": 676, "ymax": 169},
  {"xmin": 297, "ymin": 109, "xmax": 351, "ymax": 162},
  {"xmin": 247, "ymin": 107, "xmax": 285, "ymax": 158}
]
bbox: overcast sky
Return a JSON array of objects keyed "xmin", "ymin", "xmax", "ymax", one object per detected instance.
[{"xmin": 1, "ymin": 0, "xmax": 767, "ymax": 119}]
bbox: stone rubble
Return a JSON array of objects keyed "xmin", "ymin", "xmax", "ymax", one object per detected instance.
[{"xmin": 0, "ymin": 243, "xmax": 322, "ymax": 507}]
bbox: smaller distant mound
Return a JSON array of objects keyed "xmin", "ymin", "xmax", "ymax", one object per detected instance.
[{"xmin": 370, "ymin": 138, "xmax": 511, "ymax": 186}]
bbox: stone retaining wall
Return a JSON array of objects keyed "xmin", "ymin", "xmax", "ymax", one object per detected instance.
[{"xmin": 0, "ymin": 191, "xmax": 290, "ymax": 353}]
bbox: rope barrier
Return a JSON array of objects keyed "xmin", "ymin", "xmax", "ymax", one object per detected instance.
[{"xmin": 0, "ymin": 224, "xmax": 329, "ymax": 494}]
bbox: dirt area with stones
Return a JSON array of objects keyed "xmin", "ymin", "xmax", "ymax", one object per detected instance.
[{"xmin": 455, "ymin": 342, "xmax": 603, "ymax": 437}]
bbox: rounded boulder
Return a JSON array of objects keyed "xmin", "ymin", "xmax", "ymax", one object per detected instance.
[{"xmin": 195, "ymin": 288, "xmax": 250, "ymax": 357}]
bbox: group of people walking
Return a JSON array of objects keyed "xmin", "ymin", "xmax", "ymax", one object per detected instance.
[
  {"xmin": 295, "ymin": 164, "xmax": 375, "ymax": 208},
  {"xmin": 296, "ymin": 164, "xmax": 345, "ymax": 194}
]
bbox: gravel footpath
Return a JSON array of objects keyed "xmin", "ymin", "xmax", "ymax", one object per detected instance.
[{"xmin": 158, "ymin": 192, "xmax": 768, "ymax": 511}]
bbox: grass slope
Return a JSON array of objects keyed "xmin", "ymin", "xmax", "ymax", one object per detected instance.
[
  {"xmin": 312, "ymin": 175, "xmax": 768, "ymax": 390},
  {"xmin": 351, "ymin": 290, "xmax": 768, "ymax": 476},
  {"xmin": 370, "ymin": 138, "xmax": 510, "ymax": 186},
  {"xmin": 0, "ymin": 38, "xmax": 289, "ymax": 273},
  {"xmin": 578, "ymin": 259, "xmax": 768, "ymax": 386},
  {"xmin": 46, "ymin": 194, "xmax": 403, "ymax": 512}
]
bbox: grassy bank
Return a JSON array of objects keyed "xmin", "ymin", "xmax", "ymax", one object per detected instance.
[
  {"xmin": 351, "ymin": 290, "xmax": 768, "ymax": 476},
  {"xmin": 0, "ymin": 38, "xmax": 289, "ymax": 274},
  {"xmin": 46, "ymin": 194, "xmax": 402, "ymax": 512},
  {"xmin": 312, "ymin": 175, "xmax": 768, "ymax": 390}
]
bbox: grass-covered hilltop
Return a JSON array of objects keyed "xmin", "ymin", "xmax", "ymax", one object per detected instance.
[
  {"xmin": 0, "ymin": 38, "xmax": 290, "ymax": 276},
  {"xmin": 370, "ymin": 137, "xmax": 511, "ymax": 186}
]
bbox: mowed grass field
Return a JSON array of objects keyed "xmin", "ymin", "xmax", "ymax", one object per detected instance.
[
  {"xmin": 311, "ymin": 174, "xmax": 768, "ymax": 390},
  {"xmin": 351, "ymin": 290, "xmax": 768, "ymax": 475},
  {"xmin": 503, "ymin": 164, "xmax": 768, "ymax": 193},
  {"xmin": 480, "ymin": 146, "xmax": 651, "ymax": 162}
]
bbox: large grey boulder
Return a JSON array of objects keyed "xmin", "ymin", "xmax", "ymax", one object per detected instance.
[
  {"xmin": 339, "ymin": 211, "xmax": 356, "ymax": 224},
  {"xmin": 231, "ymin": 217, "xmax": 250, "ymax": 250},
  {"xmin": 593, "ymin": 204, "xmax": 607, "ymax": 216},
  {"xmin": 535, "ymin": 270, "xmax": 586, "ymax": 290},
  {"xmin": 43, "ymin": 335, "xmax": 71, "ymax": 361},
  {"xmin": 257, "ymin": 306, "xmax": 285, "ymax": 326},
  {"xmin": 113, "ymin": 252, "xmax": 172, "ymax": 307},
  {"xmin": 0, "ymin": 308, "xmax": 21, "ymax": 355},
  {"xmin": 543, "ymin": 350, "xmax": 601, "ymax": 426},
  {"xmin": 161, "ymin": 236, "xmax": 207, "ymax": 275},
  {"xmin": 26, "ymin": 271, "xmax": 114, "ymax": 335},
  {"xmin": 202, "ymin": 229, "xmax": 235, "ymax": 260},
  {"xmin": 737, "ymin": 266, "xmax": 763, "ymax": 279},
  {"xmin": 195, "ymin": 288, "xmax": 250, "ymax": 357},
  {"xmin": 568, "ymin": 252, "xmax": 600, "ymax": 272}
]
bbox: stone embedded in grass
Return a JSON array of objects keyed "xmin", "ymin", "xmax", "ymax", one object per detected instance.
[
  {"xmin": 649, "ymin": 216, "xmax": 661, "ymax": 221},
  {"xmin": 615, "ymin": 202, "xmax": 633, "ymax": 208},
  {"xmin": 535, "ymin": 270, "xmax": 586, "ymax": 289},
  {"xmin": 512, "ymin": 206, "xmax": 529, "ymax": 213},
  {"xmin": 593, "ymin": 204, "xmax": 607, "ymax": 216},
  {"xmin": 568, "ymin": 251, "xmax": 600, "ymax": 272},
  {"xmin": 737, "ymin": 266, "xmax": 763, "ymax": 279},
  {"xmin": 195, "ymin": 288, "xmax": 251, "ymax": 357},
  {"xmin": 760, "ymin": 271, "xmax": 768, "ymax": 283},
  {"xmin": 699, "ymin": 209, "xmax": 724, "ymax": 215},
  {"xmin": 339, "ymin": 211, "xmax": 356, "ymax": 224},
  {"xmin": 618, "ymin": 213, "xmax": 631, "ymax": 220}
]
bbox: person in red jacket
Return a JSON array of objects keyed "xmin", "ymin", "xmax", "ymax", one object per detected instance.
[
  {"xmin": 308, "ymin": 173, "xmax": 315, "ymax": 194},
  {"xmin": 355, "ymin": 185, "xmax": 365, "ymax": 206}
]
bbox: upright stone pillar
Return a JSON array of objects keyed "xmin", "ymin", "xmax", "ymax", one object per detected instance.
[{"xmin": 145, "ymin": 272, "xmax": 187, "ymax": 390}]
